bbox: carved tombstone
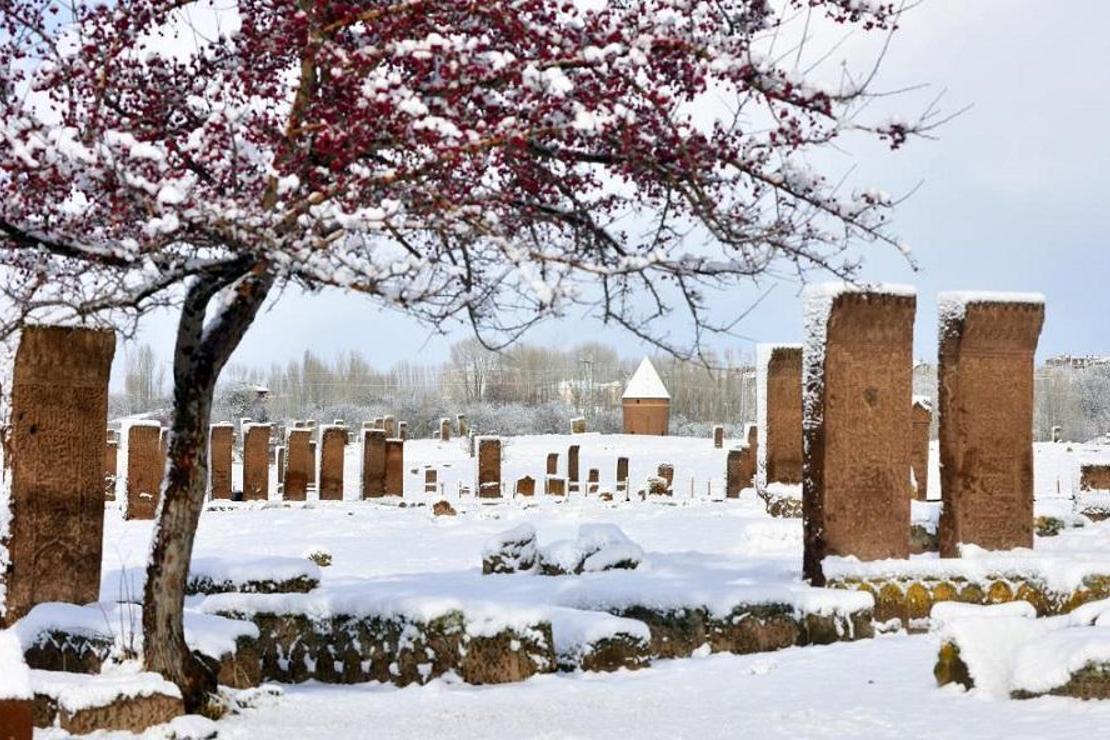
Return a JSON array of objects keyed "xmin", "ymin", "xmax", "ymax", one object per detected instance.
[
  {"xmin": 242, "ymin": 424, "xmax": 270, "ymax": 501},
  {"xmin": 457, "ymin": 414, "xmax": 468, "ymax": 437},
  {"xmin": 616, "ymin": 457, "xmax": 629, "ymax": 491},
  {"xmin": 385, "ymin": 439, "xmax": 404, "ymax": 496},
  {"xmin": 209, "ymin": 424, "xmax": 234, "ymax": 500},
  {"xmin": 319, "ymin": 426, "xmax": 347, "ymax": 500},
  {"xmin": 937, "ymin": 295, "xmax": 1044, "ymax": 557},
  {"xmin": 284, "ymin": 428, "xmax": 312, "ymax": 501},
  {"xmin": 477, "ymin": 437, "xmax": 502, "ymax": 498},
  {"xmin": 744, "ymin": 424, "xmax": 759, "ymax": 483},
  {"xmin": 546, "ymin": 453, "xmax": 559, "ymax": 476},
  {"xmin": 361, "ymin": 429, "xmax": 386, "ymax": 498},
  {"xmin": 713, "ymin": 425, "xmax": 724, "ymax": 449},
  {"xmin": 802, "ymin": 286, "xmax": 916, "ymax": 584},
  {"xmin": 440, "ymin": 418, "xmax": 451, "ymax": 441},
  {"xmin": 382, "ymin": 415, "xmax": 396, "ymax": 438},
  {"xmin": 571, "ymin": 417, "xmax": 587, "ymax": 434},
  {"xmin": 124, "ymin": 423, "xmax": 162, "ymax": 520},
  {"xmin": 398, "ymin": 421, "xmax": 408, "ymax": 441},
  {"xmin": 567, "ymin": 445, "xmax": 580, "ymax": 489},
  {"xmin": 1081, "ymin": 465, "xmax": 1110, "ymax": 492},
  {"xmin": 726, "ymin": 449, "xmax": 744, "ymax": 499},
  {"xmin": 758, "ymin": 344, "xmax": 804, "ymax": 490},
  {"xmin": 424, "ymin": 468, "xmax": 438, "ymax": 494},
  {"xmin": 516, "ymin": 476, "xmax": 535, "ymax": 497},
  {"xmin": 911, "ymin": 399, "xmax": 932, "ymax": 501},
  {"xmin": 546, "ymin": 476, "xmax": 566, "ymax": 496},
  {"xmin": 1, "ymin": 326, "xmax": 114, "ymax": 624},
  {"xmin": 587, "ymin": 468, "xmax": 600, "ymax": 495}
]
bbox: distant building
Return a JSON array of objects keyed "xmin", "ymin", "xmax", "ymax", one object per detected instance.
[
  {"xmin": 622, "ymin": 358, "xmax": 670, "ymax": 435},
  {"xmin": 1045, "ymin": 354, "xmax": 1110, "ymax": 370}
]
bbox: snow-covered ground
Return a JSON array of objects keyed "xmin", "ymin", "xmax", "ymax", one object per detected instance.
[{"xmin": 84, "ymin": 436, "xmax": 1110, "ymax": 739}]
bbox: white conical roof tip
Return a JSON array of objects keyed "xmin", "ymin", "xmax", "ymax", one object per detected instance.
[{"xmin": 622, "ymin": 357, "xmax": 670, "ymax": 400}]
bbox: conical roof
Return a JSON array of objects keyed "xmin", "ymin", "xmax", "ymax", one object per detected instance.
[{"xmin": 622, "ymin": 357, "xmax": 670, "ymax": 400}]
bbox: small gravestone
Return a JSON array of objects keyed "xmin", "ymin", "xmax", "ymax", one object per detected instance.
[
  {"xmin": 758, "ymin": 344, "xmax": 804, "ymax": 491},
  {"xmin": 546, "ymin": 476, "xmax": 566, "ymax": 496},
  {"xmin": 571, "ymin": 417, "xmax": 587, "ymax": 434},
  {"xmin": 242, "ymin": 424, "xmax": 270, "ymax": 501},
  {"xmin": 284, "ymin": 429, "xmax": 312, "ymax": 501},
  {"xmin": 713, "ymin": 425, "xmax": 724, "ymax": 449},
  {"xmin": 209, "ymin": 424, "xmax": 234, "ymax": 500},
  {"xmin": 726, "ymin": 449, "xmax": 744, "ymax": 498},
  {"xmin": 424, "ymin": 468, "xmax": 438, "ymax": 494},
  {"xmin": 385, "ymin": 439, "xmax": 404, "ymax": 496},
  {"xmin": 361, "ymin": 429, "xmax": 386, "ymax": 498},
  {"xmin": 383, "ymin": 415, "xmax": 396, "ymax": 438},
  {"xmin": 616, "ymin": 457, "xmax": 629, "ymax": 492},
  {"xmin": 319, "ymin": 426, "xmax": 346, "ymax": 500},
  {"xmin": 568, "ymin": 444, "xmax": 580, "ymax": 492},
  {"xmin": 587, "ymin": 468, "xmax": 600, "ymax": 495},
  {"xmin": 440, "ymin": 418, "xmax": 451, "ymax": 441},
  {"xmin": 2, "ymin": 326, "xmax": 114, "ymax": 624},
  {"xmin": 398, "ymin": 421, "xmax": 408, "ymax": 440},
  {"xmin": 546, "ymin": 453, "xmax": 559, "ymax": 475},
  {"xmin": 516, "ymin": 476, "xmax": 535, "ymax": 496},
  {"xmin": 308, "ymin": 440, "xmax": 317, "ymax": 488},
  {"xmin": 104, "ymin": 436, "xmax": 118, "ymax": 500},
  {"xmin": 1081, "ymin": 464, "xmax": 1110, "ymax": 491},
  {"xmin": 457, "ymin": 414, "xmax": 468, "ymax": 437},
  {"xmin": 124, "ymin": 423, "xmax": 162, "ymax": 520},
  {"xmin": 477, "ymin": 437, "xmax": 502, "ymax": 498},
  {"xmin": 911, "ymin": 398, "xmax": 932, "ymax": 501},
  {"xmin": 275, "ymin": 445, "xmax": 286, "ymax": 491},
  {"xmin": 937, "ymin": 293, "xmax": 1044, "ymax": 557},
  {"xmin": 657, "ymin": 463, "xmax": 674, "ymax": 493}
]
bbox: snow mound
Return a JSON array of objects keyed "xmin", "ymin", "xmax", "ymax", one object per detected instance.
[
  {"xmin": 482, "ymin": 524, "xmax": 538, "ymax": 574},
  {"xmin": 539, "ymin": 524, "xmax": 645, "ymax": 575},
  {"xmin": 0, "ymin": 629, "xmax": 32, "ymax": 700},
  {"xmin": 31, "ymin": 666, "xmax": 181, "ymax": 713}
]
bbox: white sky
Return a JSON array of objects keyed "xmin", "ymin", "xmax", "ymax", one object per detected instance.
[{"xmin": 113, "ymin": 0, "xmax": 1110, "ymax": 387}]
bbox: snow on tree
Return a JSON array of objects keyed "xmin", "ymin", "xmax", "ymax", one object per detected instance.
[{"xmin": 0, "ymin": 0, "xmax": 936, "ymax": 710}]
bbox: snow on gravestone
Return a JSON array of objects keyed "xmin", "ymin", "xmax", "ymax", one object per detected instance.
[
  {"xmin": 242, "ymin": 423, "xmax": 270, "ymax": 501},
  {"xmin": 756, "ymin": 344, "xmax": 804, "ymax": 492},
  {"xmin": 284, "ymin": 428, "xmax": 312, "ymax": 501},
  {"xmin": 319, "ymin": 425, "xmax": 346, "ymax": 500},
  {"xmin": 1, "ymin": 326, "xmax": 114, "ymax": 625},
  {"xmin": 477, "ymin": 437, "xmax": 502, "ymax": 498},
  {"xmin": 123, "ymin": 421, "xmax": 162, "ymax": 520},
  {"xmin": 937, "ymin": 293, "xmax": 1044, "ymax": 557},
  {"xmin": 911, "ymin": 398, "xmax": 932, "ymax": 502},
  {"xmin": 384, "ymin": 439, "xmax": 404, "ymax": 497},
  {"xmin": 208, "ymin": 424, "xmax": 234, "ymax": 500},
  {"xmin": 802, "ymin": 284, "xmax": 916, "ymax": 584},
  {"xmin": 361, "ymin": 428, "xmax": 386, "ymax": 498}
]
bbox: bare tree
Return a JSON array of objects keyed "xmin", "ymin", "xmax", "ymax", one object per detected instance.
[{"xmin": 0, "ymin": 0, "xmax": 936, "ymax": 710}]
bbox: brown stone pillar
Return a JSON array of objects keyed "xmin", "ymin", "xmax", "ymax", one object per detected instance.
[
  {"xmin": 398, "ymin": 421, "xmax": 408, "ymax": 440},
  {"xmin": 658, "ymin": 463, "xmax": 674, "ymax": 493},
  {"xmin": 242, "ymin": 424, "xmax": 270, "ymax": 501},
  {"xmin": 802, "ymin": 286, "xmax": 916, "ymax": 584},
  {"xmin": 124, "ymin": 423, "xmax": 162, "ymax": 520},
  {"xmin": 457, "ymin": 414, "xmax": 468, "ymax": 437},
  {"xmin": 568, "ymin": 445, "xmax": 580, "ymax": 490},
  {"xmin": 477, "ymin": 436, "xmax": 502, "ymax": 498},
  {"xmin": 319, "ymin": 426, "xmax": 347, "ymax": 500},
  {"xmin": 937, "ymin": 295, "xmax": 1044, "ymax": 557},
  {"xmin": 758, "ymin": 344, "xmax": 803, "ymax": 491},
  {"xmin": 385, "ymin": 439, "xmax": 404, "ymax": 496},
  {"xmin": 713, "ymin": 425, "xmax": 724, "ymax": 448},
  {"xmin": 2, "ymin": 326, "xmax": 114, "ymax": 624},
  {"xmin": 361, "ymin": 429, "xmax": 386, "ymax": 498},
  {"xmin": 911, "ymin": 399, "xmax": 932, "ymax": 501},
  {"xmin": 571, "ymin": 417, "xmax": 587, "ymax": 434},
  {"xmin": 209, "ymin": 424, "xmax": 234, "ymax": 500},
  {"xmin": 546, "ymin": 476, "xmax": 566, "ymax": 496},
  {"xmin": 284, "ymin": 429, "xmax": 312, "ymax": 501},
  {"xmin": 440, "ymin": 418, "xmax": 451, "ymax": 441},
  {"xmin": 587, "ymin": 469, "xmax": 600, "ymax": 494},
  {"xmin": 726, "ymin": 449, "xmax": 743, "ymax": 498},
  {"xmin": 516, "ymin": 476, "xmax": 535, "ymax": 496},
  {"xmin": 546, "ymin": 453, "xmax": 558, "ymax": 475},
  {"xmin": 616, "ymin": 457, "xmax": 629, "ymax": 490}
]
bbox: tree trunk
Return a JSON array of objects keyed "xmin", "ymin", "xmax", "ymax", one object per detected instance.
[{"xmin": 143, "ymin": 265, "xmax": 273, "ymax": 712}]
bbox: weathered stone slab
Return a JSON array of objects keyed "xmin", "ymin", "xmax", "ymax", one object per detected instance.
[
  {"xmin": 588, "ymin": 468, "xmax": 600, "ymax": 495},
  {"xmin": 657, "ymin": 463, "xmax": 674, "ymax": 494},
  {"xmin": 103, "ymin": 438, "xmax": 117, "ymax": 501},
  {"xmin": 726, "ymin": 449, "xmax": 745, "ymax": 499},
  {"xmin": 361, "ymin": 429, "xmax": 386, "ymax": 499},
  {"xmin": 2, "ymin": 327, "xmax": 115, "ymax": 624},
  {"xmin": 124, "ymin": 423, "xmax": 162, "ymax": 521},
  {"xmin": 440, "ymin": 418, "xmax": 452, "ymax": 441},
  {"xmin": 209, "ymin": 424, "xmax": 234, "ymax": 500},
  {"xmin": 477, "ymin": 437, "xmax": 502, "ymax": 498},
  {"xmin": 571, "ymin": 417, "xmax": 586, "ymax": 434},
  {"xmin": 275, "ymin": 446, "xmax": 285, "ymax": 490},
  {"xmin": 319, "ymin": 426, "xmax": 346, "ymax": 501},
  {"xmin": 284, "ymin": 429, "xmax": 312, "ymax": 501},
  {"xmin": 911, "ymin": 398, "xmax": 931, "ymax": 501},
  {"xmin": 1080, "ymin": 464, "xmax": 1110, "ymax": 492},
  {"xmin": 546, "ymin": 453, "xmax": 558, "ymax": 476},
  {"xmin": 546, "ymin": 476, "xmax": 566, "ymax": 496},
  {"xmin": 382, "ymin": 415, "xmax": 396, "ymax": 438},
  {"xmin": 457, "ymin": 414, "xmax": 468, "ymax": 437},
  {"xmin": 758, "ymin": 344, "xmax": 803, "ymax": 489},
  {"xmin": 424, "ymin": 469, "xmax": 439, "ymax": 494},
  {"xmin": 616, "ymin": 457, "xmax": 629, "ymax": 491},
  {"xmin": 398, "ymin": 421, "xmax": 408, "ymax": 440},
  {"xmin": 802, "ymin": 286, "xmax": 916, "ymax": 584},
  {"xmin": 713, "ymin": 425, "xmax": 724, "ymax": 449},
  {"xmin": 385, "ymin": 439, "xmax": 404, "ymax": 497},
  {"xmin": 308, "ymin": 440, "xmax": 317, "ymax": 488},
  {"xmin": 242, "ymin": 424, "xmax": 270, "ymax": 501},
  {"xmin": 937, "ymin": 295, "xmax": 1044, "ymax": 557},
  {"xmin": 516, "ymin": 476, "xmax": 535, "ymax": 497},
  {"xmin": 0, "ymin": 698, "xmax": 32, "ymax": 740},
  {"xmin": 568, "ymin": 445, "xmax": 580, "ymax": 492}
]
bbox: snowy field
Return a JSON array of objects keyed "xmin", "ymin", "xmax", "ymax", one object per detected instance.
[{"xmin": 85, "ymin": 435, "xmax": 1110, "ymax": 739}]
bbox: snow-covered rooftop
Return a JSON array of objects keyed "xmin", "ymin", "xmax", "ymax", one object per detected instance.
[{"xmin": 622, "ymin": 358, "xmax": 670, "ymax": 400}]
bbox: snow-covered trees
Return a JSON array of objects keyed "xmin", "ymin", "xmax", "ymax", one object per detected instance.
[{"xmin": 1, "ymin": 0, "xmax": 931, "ymax": 709}]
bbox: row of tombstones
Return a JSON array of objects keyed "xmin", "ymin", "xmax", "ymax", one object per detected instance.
[
  {"xmin": 467, "ymin": 439, "xmax": 674, "ymax": 498},
  {"xmin": 754, "ymin": 288, "xmax": 1044, "ymax": 584}
]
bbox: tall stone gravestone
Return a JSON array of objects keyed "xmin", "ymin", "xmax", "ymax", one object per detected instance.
[
  {"xmin": 242, "ymin": 424, "xmax": 270, "ymax": 501},
  {"xmin": 361, "ymin": 429, "xmax": 386, "ymax": 498},
  {"xmin": 284, "ymin": 428, "xmax": 312, "ymax": 501},
  {"xmin": 567, "ymin": 445, "xmax": 580, "ymax": 492},
  {"xmin": 546, "ymin": 453, "xmax": 558, "ymax": 476},
  {"xmin": 440, "ymin": 418, "xmax": 451, "ymax": 441},
  {"xmin": 385, "ymin": 439, "xmax": 404, "ymax": 496},
  {"xmin": 802, "ymin": 285, "xmax": 916, "ymax": 584},
  {"xmin": 319, "ymin": 426, "xmax": 346, "ymax": 500},
  {"xmin": 758, "ymin": 344, "xmax": 804, "ymax": 491},
  {"xmin": 209, "ymin": 424, "xmax": 234, "ymax": 500},
  {"xmin": 125, "ymin": 423, "xmax": 162, "ymax": 520},
  {"xmin": 911, "ymin": 398, "xmax": 932, "ymax": 501},
  {"xmin": 104, "ymin": 434, "xmax": 118, "ymax": 500},
  {"xmin": 937, "ymin": 294, "xmax": 1044, "ymax": 557},
  {"xmin": 713, "ymin": 425, "xmax": 724, "ymax": 449},
  {"xmin": 616, "ymin": 457, "xmax": 629, "ymax": 491},
  {"xmin": 1, "ymin": 326, "xmax": 114, "ymax": 624},
  {"xmin": 477, "ymin": 437, "xmax": 502, "ymax": 498},
  {"xmin": 383, "ymin": 415, "xmax": 396, "ymax": 438}
]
